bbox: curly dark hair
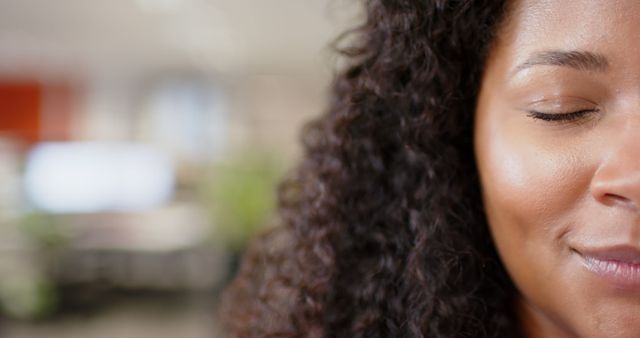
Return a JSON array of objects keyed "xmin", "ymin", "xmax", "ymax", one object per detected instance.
[{"xmin": 221, "ymin": 1, "xmax": 521, "ymax": 337}]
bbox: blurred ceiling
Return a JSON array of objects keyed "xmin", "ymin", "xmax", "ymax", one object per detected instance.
[{"xmin": 0, "ymin": 0, "xmax": 361, "ymax": 78}]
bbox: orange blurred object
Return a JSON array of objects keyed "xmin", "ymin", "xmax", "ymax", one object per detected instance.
[
  {"xmin": 0, "ymin": 82, "xmax": 41, "ymax": 144},
  {"xmin": 0, "ymin": 81, "xmax": 74, "ymax": 145}
]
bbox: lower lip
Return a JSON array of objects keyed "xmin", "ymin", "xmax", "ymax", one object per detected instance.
[{"xmin": 579, "ymin": 254, "xmax": 640, "ymax": 289}]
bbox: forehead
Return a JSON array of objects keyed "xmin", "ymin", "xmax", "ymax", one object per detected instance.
[{"xmin": 494, "ymin": 0, "xmax": 640, "ymax": 74}]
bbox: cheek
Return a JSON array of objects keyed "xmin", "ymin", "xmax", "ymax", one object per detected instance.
[
  {"xmin": 475, "ymin": 122, "xmax": 592, "ymax": 246},
  {"xmin": 474, "ymin": 115, "xmax": 597, "ymax": 322}
]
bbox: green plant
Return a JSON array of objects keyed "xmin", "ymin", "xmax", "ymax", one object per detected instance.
[{"xmin": 200, "ymin": 152, "xmax": 285, "ymax": 251}]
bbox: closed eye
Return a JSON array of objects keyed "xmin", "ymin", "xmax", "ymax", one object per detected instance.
[{"xmin": 526, "ymin": 109, "xmax": 599, "ymax": 122}]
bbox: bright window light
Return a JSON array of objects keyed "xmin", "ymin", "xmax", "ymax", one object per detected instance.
[{"xmin": 24, "ymin": 142, "xmax": 175, "ymax": 213}]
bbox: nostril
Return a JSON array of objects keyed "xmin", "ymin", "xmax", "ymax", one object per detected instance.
[
  {"xmin": 601, "ymin": 193, "xmax": 637, "ymax": 210},
  {"xmin": 589, "ymin": 154, "xmax": 640, "ymax": 211}
]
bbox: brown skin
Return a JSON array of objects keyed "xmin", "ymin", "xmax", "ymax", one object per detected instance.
[{"xmin": 475, "ymin": 1, "xmax": 640, "ymax": 337}]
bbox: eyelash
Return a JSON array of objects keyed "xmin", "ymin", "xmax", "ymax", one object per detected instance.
[{"xmin": 526, "ymin": 108, "xmax": 599, "ymax": 122}]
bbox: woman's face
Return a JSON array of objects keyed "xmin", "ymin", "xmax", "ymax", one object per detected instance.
[{"xmin": 475, "ymin": 1, "xmax": 640, "ymax": 337}]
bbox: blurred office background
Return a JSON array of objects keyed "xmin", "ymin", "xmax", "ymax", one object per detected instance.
[{"xmin": 0, "ymin": 1, "xmax": 360, "ymax": 337}]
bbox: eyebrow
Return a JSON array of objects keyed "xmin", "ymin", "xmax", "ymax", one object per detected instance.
[{"xmin": 512, "ymin": 50, "xmax": 609, "ymax": 75}]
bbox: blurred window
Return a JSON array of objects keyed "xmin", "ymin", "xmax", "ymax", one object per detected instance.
[{"xmin": 24, "ymin": 142, "xmax": 175, "ymax": 213}]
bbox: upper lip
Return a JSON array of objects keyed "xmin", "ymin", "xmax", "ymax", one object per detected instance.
[{"xmin": 575, "ymin": 245, "xmax": 640, "ymax": 264}]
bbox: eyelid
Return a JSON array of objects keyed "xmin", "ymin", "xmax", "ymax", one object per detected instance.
[
  {"xmin": 526, "ymin": 95, "xmax": 598, "ymax": 108},
  {"xmin": 522, "ymin": 95, "xmax": 600, "ymax": 119}
]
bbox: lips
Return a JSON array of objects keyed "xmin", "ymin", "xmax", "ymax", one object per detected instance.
[{"xmin": 574, "ymin": 246, "xmax": 640, "ymax": 289}]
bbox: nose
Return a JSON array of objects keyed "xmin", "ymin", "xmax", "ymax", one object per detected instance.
[{"xmin": 590, "ymin": 127, "xmax": 640, "ymax": 211}]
